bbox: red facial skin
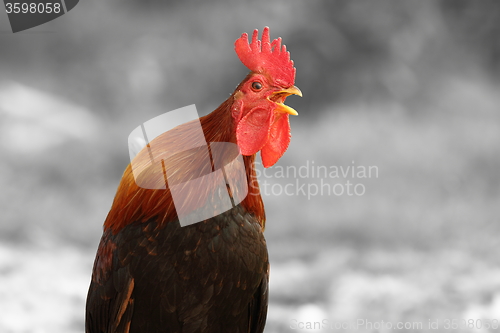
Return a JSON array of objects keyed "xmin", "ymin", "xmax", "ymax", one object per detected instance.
[{"xmin": 232, "ymin": 73, "xmax": 294, "ymax": 168}]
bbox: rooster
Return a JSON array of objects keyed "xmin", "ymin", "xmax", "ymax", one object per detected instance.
[{"xmin": 86, "ymin": 27, "xmax": 301, "ymax": 333}]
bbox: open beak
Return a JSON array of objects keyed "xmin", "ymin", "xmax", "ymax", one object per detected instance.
[{"xmin": 273, "ymin": 85, "xmax": 302, "ymax": 116}]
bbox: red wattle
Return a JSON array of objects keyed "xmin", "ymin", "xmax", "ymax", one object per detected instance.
[
  {"xmin": 261, "ymin": 113, "xmax": 291, "ymax": 167},
  {"xmin": 236, "ymin": 106, "xmax": 274, "ymax": 156}
]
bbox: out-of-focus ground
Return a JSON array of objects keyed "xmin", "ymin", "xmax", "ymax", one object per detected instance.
[{"xmin": 1, "ymin": 1, "xmax": 500, "ymax": 332}]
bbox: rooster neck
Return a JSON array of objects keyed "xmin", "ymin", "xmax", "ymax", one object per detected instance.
[
  {"xmin": 104, "ymin": 96, "xmax": 266, "ymax": 234},
  {"xmin": 240, "ymin": 154, "xmax": 266, "ymax": 228},
  {"xmin": 200, "ymin": 97, "xmax": 236, "ymax": 144},
  {"xmin": 200, "ymin": 97, "xmax": 266, "ymax": 228}
]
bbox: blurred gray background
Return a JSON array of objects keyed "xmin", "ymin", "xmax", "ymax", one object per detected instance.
[{"xmin": 1, "ymin": 0, "xmax": 500, "ymax": 332}]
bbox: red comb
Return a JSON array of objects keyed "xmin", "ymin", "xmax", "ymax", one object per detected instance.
[{"xmin": 235, "ymin": 27, "xmax": 296, "ymax": 87}]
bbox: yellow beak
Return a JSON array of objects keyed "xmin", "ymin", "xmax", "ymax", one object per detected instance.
[{"xmin": 273, "ymin": 85, "xmax": 302, "ymax": 116}]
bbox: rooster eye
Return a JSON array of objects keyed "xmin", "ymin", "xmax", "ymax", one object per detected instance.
[{"xmin": 251, "ymin": 81, "xmax": 263, "ymax": 91}]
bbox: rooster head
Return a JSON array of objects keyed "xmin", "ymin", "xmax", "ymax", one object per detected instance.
[{"xmin": 233, "ymin": 27, "xmax": 301, "ymax": 168}]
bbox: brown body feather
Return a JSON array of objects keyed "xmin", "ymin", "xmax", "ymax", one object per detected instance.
[{"xmin": 86, "ymin": 89, "xmax": 268, "ymax": 333}]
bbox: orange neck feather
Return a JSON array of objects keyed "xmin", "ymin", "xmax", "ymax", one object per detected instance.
[{"xmin": 104, "ymin": 96, "xmax": 265, "ymax": 234}]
